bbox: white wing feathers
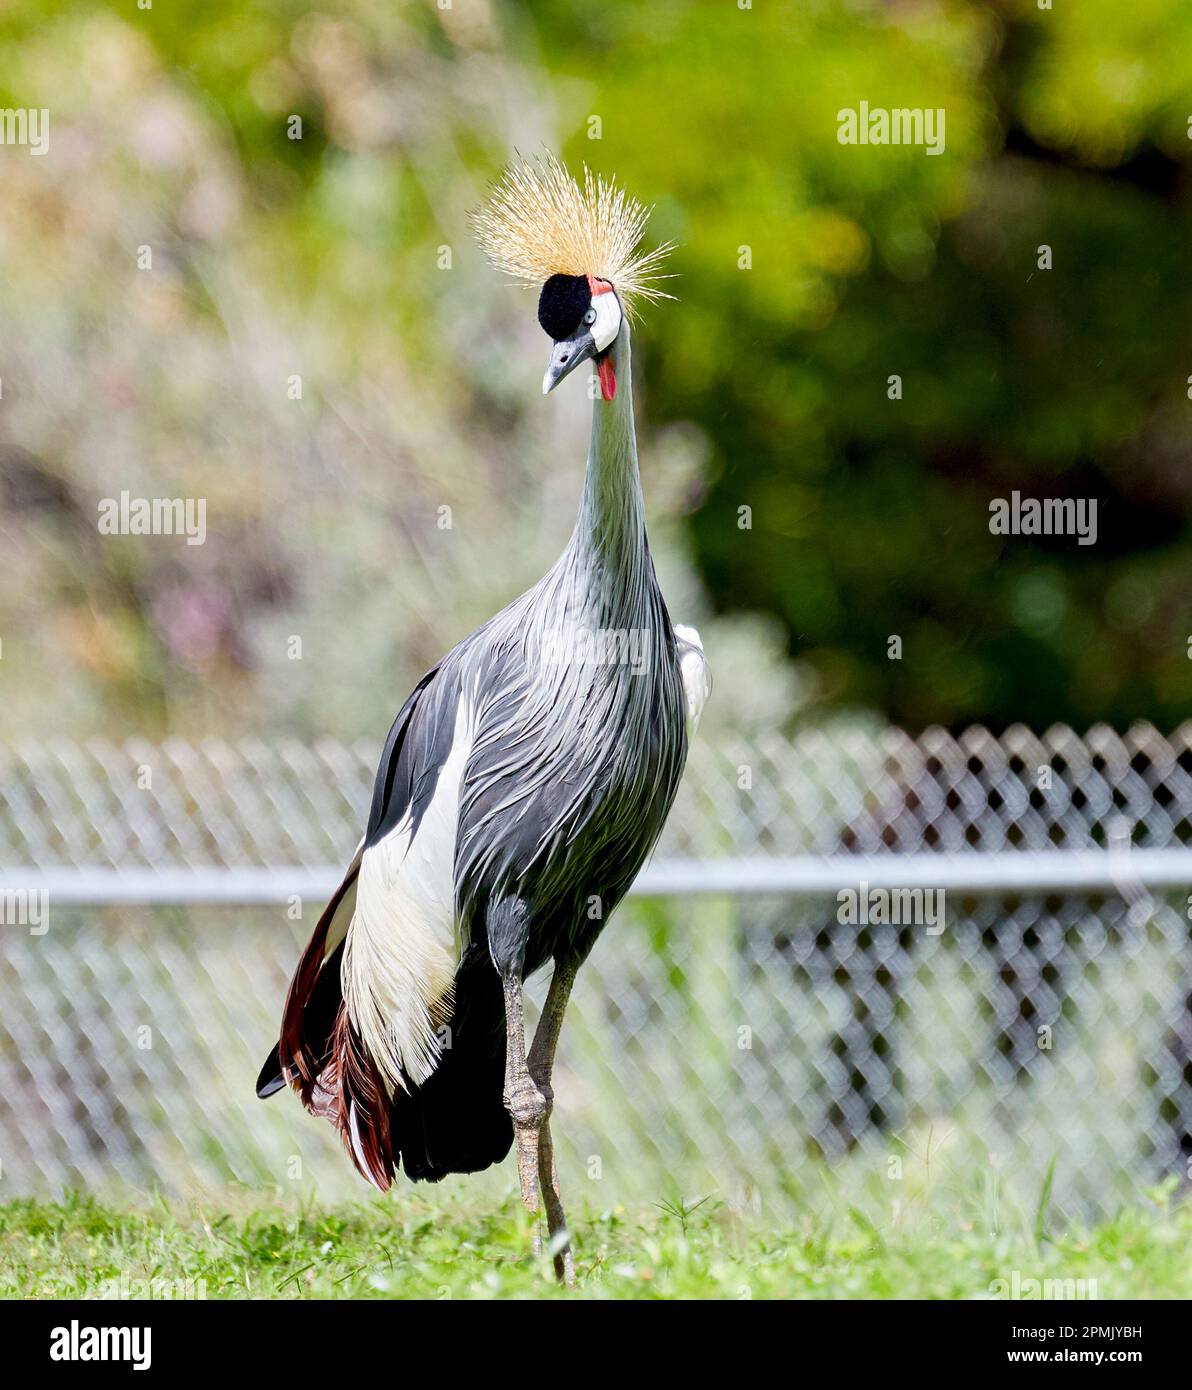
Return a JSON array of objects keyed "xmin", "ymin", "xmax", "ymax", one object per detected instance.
[{"xmin": 342, "ymin": 696, "xmax": 475, "ymax": 1091}]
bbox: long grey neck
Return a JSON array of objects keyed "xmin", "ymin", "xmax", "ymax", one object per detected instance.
[{"xmin": 566, "ymin": 320, "xmax": 648, "ymax": 606}]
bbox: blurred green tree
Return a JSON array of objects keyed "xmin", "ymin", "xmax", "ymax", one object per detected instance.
[{"xmin": 533, "ymin": 0, "xmax": 1192, "ymax": 729}]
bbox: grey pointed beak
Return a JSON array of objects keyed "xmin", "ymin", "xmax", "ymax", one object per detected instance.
[{"xmin": 542, "ymin": 330, "xmax": 597, "ymax": 394}]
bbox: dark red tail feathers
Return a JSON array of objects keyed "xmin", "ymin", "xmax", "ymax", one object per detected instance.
[
  {"xmin": 257, "ymin": 860, "xmax": 512, "ymax": 1188},
  {"xmin": 255, "ymin": 853, "xmax": 396, "ymax": 1190},
  {"xmin": 309, "ymin": 1005, "xmax": 394, "ymax": 1191}
]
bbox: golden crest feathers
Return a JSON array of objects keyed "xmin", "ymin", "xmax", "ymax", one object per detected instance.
[{"xmin": 471, "ymin": 153, "xmax": 674, "ymax": 315}]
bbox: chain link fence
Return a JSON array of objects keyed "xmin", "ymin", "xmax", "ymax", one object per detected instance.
[{"xmin": 2, "ymin": 724, "xmax": 1191, "ymax": 1223}]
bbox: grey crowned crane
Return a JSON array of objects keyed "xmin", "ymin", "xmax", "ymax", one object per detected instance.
[{"xmin": 256, "ymin": 155, "xmax": 709, "ymax": 1283}]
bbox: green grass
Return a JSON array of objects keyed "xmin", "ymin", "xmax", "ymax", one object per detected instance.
[{"xmin": 2, "ymin": 1178, "xmax": 1190, "ymax": 1299}]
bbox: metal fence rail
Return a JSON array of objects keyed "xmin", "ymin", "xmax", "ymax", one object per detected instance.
[{"xmin": 2, "ymin": 724, "xmax": 1191, "ymax": 1222}]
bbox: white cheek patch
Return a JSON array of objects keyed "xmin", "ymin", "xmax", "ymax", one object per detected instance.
[{"xmin": 590, "ymin": 293, "xmax": 623, "ymax": 352}]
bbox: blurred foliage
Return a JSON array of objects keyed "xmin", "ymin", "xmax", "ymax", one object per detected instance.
[
  {"xmin": 0, "ymin": 0, "xmax": 1190, "ymax": 736},
  {"xmin": 533, "ymin": 0, "xmax": 1192, "ymax": 730}
]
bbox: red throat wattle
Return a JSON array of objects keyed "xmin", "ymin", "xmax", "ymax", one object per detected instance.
[{"xmin": 597, "ymin": 356, "xmax": 616, "ymax": 401}]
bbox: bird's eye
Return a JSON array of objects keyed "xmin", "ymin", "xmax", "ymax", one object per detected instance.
[{"xmin": 583, "ymin": 307, "xmax": 597, "ymax": 326}]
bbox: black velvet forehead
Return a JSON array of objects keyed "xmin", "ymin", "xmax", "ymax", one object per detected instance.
[{"xmin": 537, "ymin": 273, "xmax": 591, "ymax": 340}]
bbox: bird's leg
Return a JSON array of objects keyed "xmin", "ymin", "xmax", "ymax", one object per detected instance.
[
  {"xmin": 527, "ymin": 955, "xmax": 579, "ymax": 1286},
  {"xmin": 501, "ymin": 970, "xmax": 547, "ymax": 1251}
]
